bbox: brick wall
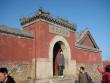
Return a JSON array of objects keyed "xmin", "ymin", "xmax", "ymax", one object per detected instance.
[{"xmin": 0, "ymin": 34, "xmax": 33, "ymax": 62}]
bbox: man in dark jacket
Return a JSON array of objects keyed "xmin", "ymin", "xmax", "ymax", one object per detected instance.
[
  {"xmin": 0, "ymin": 67, "xmax": 15, "ymax": 83},
  {"xmin": 56, "ymin": 49, "xmax": 65, "ymax": 79},
  {"xmin": 79, "ymin": 67, "xmax": 92, "ymax": 83}
]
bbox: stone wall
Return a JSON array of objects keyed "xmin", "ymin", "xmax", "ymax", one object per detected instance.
[
  {"xmin": 36, "ymin": 58, "xmax": 76, "ymax": 82},
  {"xmin": 0, "ymin": 63, "xmax": 32, "ymax": 83},
  {"xmin": 36, "ymin": 58, "xmax": 52, "ymax": 80}
]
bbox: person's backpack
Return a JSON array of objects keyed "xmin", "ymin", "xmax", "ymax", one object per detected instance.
[{"xmin": 85, "ymin": 72, "xmax": 92, "ymax": 83}]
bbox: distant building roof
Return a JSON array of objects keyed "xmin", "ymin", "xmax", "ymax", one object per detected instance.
[
  {"xmin": 75, "ymin": 28, "xmax": 100, "ymax": 51},
  {"xmin": 75, "ymin": 28, "xmax": 89, "ymax": 43},
  {"xmin": 20, "ymin": 9, "xmax": 76, "ymax": 31},
  {"xmin": 103, "ymin": 61, "xmax": 110, "ymax": 67},
  {"xmin": 0, "ymin": 25, "xmax": 33, "ymax": 38}
]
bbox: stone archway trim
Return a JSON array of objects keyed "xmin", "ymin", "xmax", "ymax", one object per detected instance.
[
  {"xmin": 49, "ymin": 35, "xmax": 72, "ymax": 77},
  {"xmin": 49, "ymin": 35, "xmax": 71, "ymax": 61}
]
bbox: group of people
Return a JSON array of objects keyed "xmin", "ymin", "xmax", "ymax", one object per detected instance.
[
  {"xmin": 0, "ymin": 49, "xmax": 110, "ymax": 83},
  {"xmin": 56, "ymin": 49, "xmax": 110, "ymax": 83},
  {"xmin": 78, "ymin": 65, "xmax": 110, "ymax": 83}
]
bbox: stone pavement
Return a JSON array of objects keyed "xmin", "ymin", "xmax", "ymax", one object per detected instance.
[{"xmin": 35, "ymin": 77, "xmax": 102, "ymax": 83}]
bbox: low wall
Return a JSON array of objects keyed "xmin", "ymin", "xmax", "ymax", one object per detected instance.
[
  {"xmin": 0, "ymin": 62, "xmax": 32, "ymax": 83},
  {"xmin": 0, "ymin": 62, "xmax": 102, "ymax": 83},
  {"xmin": 36, "ymin": 58, "xmax": 76, "ymax": 80},
  {"xmin": 76, "ymin": 63, "xmax": 102, "ymax": 82}
]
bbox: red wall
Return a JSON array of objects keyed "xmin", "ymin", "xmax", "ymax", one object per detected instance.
[
  {"xmin": 24, "ymin": 21, "xmax": 75, "ymax": 59},
  {"xmin": 73, "ymin": 48, "xmax": 101, "ymax": 63},
  {"xmin": 0, "ymin": 34, "xmax": 33, "ymax": 62},
  {"xmin": 24, "ymin": 21, "xmax": 58, "ymax": 58},
  {"xmin": 73, "ymin": 32, "xmax": 101, "ymax": 63},
  {"xmin": 0, "ymin": 20, "xmax": 101, "ymax": 63},
  {"xmin": 82, "ymin": 36, "xmax": 95, "ymax": 48},
  {"xmin": 24, "ymin": 21, "xmax": 101, "ymax": 63},
  {"xmin": 79, "ymin": 32, "xmax": 97, "ymax": 48}
]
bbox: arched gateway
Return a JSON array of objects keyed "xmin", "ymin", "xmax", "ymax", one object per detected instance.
[
  {"xmin": 0, "ymin": 9, "xmax": 101, "ymax": 82},
  {"xmin": 49, "ymin": 35, "xmax": 75, "ymax": 77}
]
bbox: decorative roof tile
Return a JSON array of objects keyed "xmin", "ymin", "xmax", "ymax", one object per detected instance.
[{"xmin": 20, "ymin": 9, "xmax": 76, "ymax": 31}]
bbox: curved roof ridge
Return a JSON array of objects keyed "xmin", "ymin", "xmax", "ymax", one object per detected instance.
[{"xmin": 20, "ymin": 9, "xmax": 76, "ymax": 31}]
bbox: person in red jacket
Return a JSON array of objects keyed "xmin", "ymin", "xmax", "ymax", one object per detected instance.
[{"xmin": 97, "ymin": 65, "xmax": 110, "ymax": 83}]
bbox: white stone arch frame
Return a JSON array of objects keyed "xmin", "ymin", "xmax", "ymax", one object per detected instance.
[{"xmin": 49, "ymin": 35, "xmax": 71, "ymax": 77}]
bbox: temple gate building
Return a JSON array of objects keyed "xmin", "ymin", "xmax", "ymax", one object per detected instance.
[{"xmin": 0, "ymin": 9, "xmax": 102, "ymax": 83}]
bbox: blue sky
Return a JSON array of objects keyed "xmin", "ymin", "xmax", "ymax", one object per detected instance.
[{"xmin": 0, "ymin": 0, "xmax": 110, "ymax": 61}]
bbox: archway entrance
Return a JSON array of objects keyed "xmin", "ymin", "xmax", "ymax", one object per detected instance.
[
  {"xmin": 49, "ymin": 35, "xmax": 72, "ymax": 77},
  {"xmin": 53, "ymin": 41, "xmax": 65, "ymax": 76}
]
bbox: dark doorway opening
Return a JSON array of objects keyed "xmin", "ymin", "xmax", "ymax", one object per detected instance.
[{"xmin": 53, "ymin": 41, "xmax": 62, "ymax": 76}]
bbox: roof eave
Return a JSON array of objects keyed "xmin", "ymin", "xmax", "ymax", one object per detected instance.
[
  {"xmin": 20, "ymin": 14, "xmax": 76, "ymax": 31},
  {"xmin": 75, "ymin": 43, "xmax": 100, "ymax": 52}
]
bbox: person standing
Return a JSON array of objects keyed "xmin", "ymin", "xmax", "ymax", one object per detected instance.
[
  {"xmin": 78, "ymin": 66, "xmax": 92, "ymax": 83},
  {"xmin": 56, "ymin": 49, "xmax": 65, "ymax": 79},
  {"xmin": 97, "ymin": 65, "xmax": 110, "ymax": 83},
  {"xmin": 0, "ymin": 67, "xmax": 15, "ymax": 83}
]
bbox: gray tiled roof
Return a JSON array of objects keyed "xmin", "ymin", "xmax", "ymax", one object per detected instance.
[
  {"xmin": 75, "ymin": 43, "xmax": 99, "ymax": 52},
  {"xmin": 20, "ymin": 9, "xmax": 76, "ymax": 31},
  {"xmin": 0, "ymin": 25, "xmax": 33, "ymax": 38},
  {"xmin": 75, "ymin": 28, "xmax": 89, "ymax": 43},
  {"xmin": 75, "ymin": 28, "xmax": 100, "ymax": 51},
  {"xmin": 75, "ymin": 32, "xmax": 81, "ymax": 43}
]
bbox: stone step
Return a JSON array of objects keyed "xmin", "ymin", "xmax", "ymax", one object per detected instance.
[
  {"xmin": 49, "ymin": 77, "xmax": 75, "ymax": 83},
  {"xmin": 49, "ymin": 79, "xmax": 75, "ymax": 83},
  {"xmin": 35, "ymin": 77, "xmax": 101, "ymax": 83},
  {"xmin": 49, "ymin": 79, "xmax": 102, "ymax": 83}
]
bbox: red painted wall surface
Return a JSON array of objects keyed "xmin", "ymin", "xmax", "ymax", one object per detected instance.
[
  {"xmin": 24, "ymin": 21, "xmax": 56, "ymax": 58},
  {"xmin": 73, "ymin": 31, "xmax": 101, "ymax": 63},
  {"xmin": 24, "ymin": 21, "xmax": 101, "ymax": 63},
  {"xmin": 73, "ymin": 48, "xmax": 101, "ymax": 63},
  {"xmin": 24, "ymin": 21, "xmax": 75, "ymax": 59},
  {"xmin": 81, "ymin": 36, "xmax": 95, "ymax": 48},
  {"xmin": 79, "ymin": 32, "xmax": 97, "ymax": 48},
  {"xmin": 0, "ymin": 34, "xmax": 33, "ymax": 62}
]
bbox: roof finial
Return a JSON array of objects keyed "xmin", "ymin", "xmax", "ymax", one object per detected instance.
[{"xmin": 37, "ymin": 7, "xmax": 50, "ymax": 15}]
